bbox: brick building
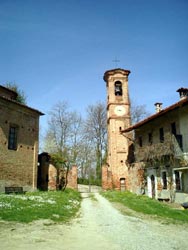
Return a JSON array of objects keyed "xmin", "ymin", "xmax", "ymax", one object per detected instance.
[
  {"xmin": 0, "ymin": 85, "xmax": 43, "ymax": 192},
  {"xmin": 102, "ymin": 68, "xmax": 143, "ymax": 192},
  {"xmin": 121, "ymin": 88, "xmax": 188, "ymax": 203}
]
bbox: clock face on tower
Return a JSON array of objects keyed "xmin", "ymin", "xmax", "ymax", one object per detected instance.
[{"xmin": 114, "ymin": 105, "xmax": 126, "ymax": 116}]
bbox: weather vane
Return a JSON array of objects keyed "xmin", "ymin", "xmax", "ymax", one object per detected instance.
[{"xmin": 112, "ymin": 58, "xmax": 120, "ymax": 68}]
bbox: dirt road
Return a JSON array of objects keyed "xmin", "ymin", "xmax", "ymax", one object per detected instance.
[{"xmin": 0, "ymin": 190, "xmax": 188, "ymax": 250}]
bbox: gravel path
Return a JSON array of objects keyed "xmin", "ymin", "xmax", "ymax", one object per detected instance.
[{"xmin": 0, "ymin": 192, "xmax": 188, "ymax": 250}]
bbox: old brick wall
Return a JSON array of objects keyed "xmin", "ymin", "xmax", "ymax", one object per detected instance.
[
  {"xmin": 67, "ymin": 165, "xmax": 78, "ymax": 190},
  {"xmin": 102, "ymin": 162, "xmax": 144, "ymax": 193},
  {"xmin": 39, "ymin": 155, "xmax": 78, "ymax": 191},
  {"xmin": 102, "ymin": 165, "xmax": 113, "ymax": 190},
  {"xmin": 0, "ymin": 98, "xmax": 41, "ymax": 192},
  {"xmin": 128, "ymin": 163, "xmax": 145, "ymax": 194},
  {"xmin": 48, "ymin": 164, "xmax": 57, "ymax": 191}
]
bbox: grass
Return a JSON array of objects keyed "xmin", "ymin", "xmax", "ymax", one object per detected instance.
[
  {"xmin": 0, "ymin": 189, "xmax": 81, "ymax": 223},
  {"xmin": 101, "ymin": 190, "xmax": 188, "ymax": 223}
]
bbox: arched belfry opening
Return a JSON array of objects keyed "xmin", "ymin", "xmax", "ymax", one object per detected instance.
[{"xmin": 114, "ymin": 81, "xmax": 122, "ymax": 96}]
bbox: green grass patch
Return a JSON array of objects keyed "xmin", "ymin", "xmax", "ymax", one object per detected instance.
[
  {"xmin": 0, "ymin": 189, "xmax": 81, "ymax": 223},
  {"xmin": 101, "ymin": 190, "xmax": 188, "ymax": 223}
]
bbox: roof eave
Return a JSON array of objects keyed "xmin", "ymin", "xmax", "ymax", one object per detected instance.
[
  {"xmin": 121, "ymin": 98, "xmax": 188, "ymax": 133},
  {"xmin": 0, "ymin": 96, "xmax": 44, "ymax": 116}
]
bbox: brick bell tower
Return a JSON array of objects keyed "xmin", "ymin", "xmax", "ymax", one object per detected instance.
[{"xmin": 102, "ymin": 68, "xmax": 131, "ymax": 190}]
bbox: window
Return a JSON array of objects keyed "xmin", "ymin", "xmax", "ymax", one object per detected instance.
[
  {"xmin": 148, "ymin": 132, "xmax": 153, "ymax": 144},
  {"xmin": 161, "ymin": 171, "xmax": 167, "ymax": 189},
  {"xmin": 171, "ymin": 122, "xmax": 183, "ymax": 150},
  {"xmin": 171, "ymin": 122, "xmax": 176, "ymax": 135},
  {"xmin": 138, "ymin": 136, "xmax": 142, "ymax": 147},
  {"xmin": 114, "ymin": 81, "xmax": 122, "ymax": 96},
  {"xmin": 8, "ymin": 125, "xmax": 18, "ymax": 150},
  {"xmin": 175, "ymin": 171, "xmax": 181, "ymax": 191},
  {"xmin": 159, "ymin": 127, "xmax": 164, "ymax": 143},
  {"xmin": 176, "ymin": 134, "xmax": 183, "ymax": 150}
]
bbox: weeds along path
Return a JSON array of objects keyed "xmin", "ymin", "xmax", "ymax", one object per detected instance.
[{"xmin": 0, "ymin": 191, "xmax": 188, "ymax": 250}]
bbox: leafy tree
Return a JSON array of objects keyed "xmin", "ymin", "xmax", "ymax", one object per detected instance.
[
  {"xmin": 50, "ymin": 153, "xmax": 66, "ymax": 168},
  {"xmin": 4, "ymin": 82, "xmax": 27, "ymax": 104},
  {"xmin": 50, "ymin": 153, "xmax": 70, "ymax": 191}
]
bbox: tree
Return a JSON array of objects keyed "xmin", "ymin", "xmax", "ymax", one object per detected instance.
[
  {"xmin": 77, "ymin": 137, "xmax": 96, "ymax": 180},
  {"xmin": 50, "ymin": 153, "xmax": 70, "ymax": 191},
  {"xmin": 43, "ymin": 101, "xmax": 84, "ymax": 190},
  {"xmin": 68, "ymin": 111, "xmax": 83, "ymax": 164},
  {"xmin": 43, "ymin": 101, "xmax": 107, "ymax": 186},
  {"xmin": 130, "ymin": 101, "xmax": 151, "ymax": 125},
  {"xmin": 83, "ymin": 102, "xmax": 107, "ymax": 181},
  {"xmin": 44, "ymin": 101, "xmax": 72, "ymax": 157},
  {"xmin": 4, "ymin": 83, "xmax": 27, "ymax": 104}
]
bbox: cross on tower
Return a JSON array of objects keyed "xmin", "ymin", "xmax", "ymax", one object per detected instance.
[{"xmin": 112, "ymin": 58, "xmax": 120, "ymax": 67}]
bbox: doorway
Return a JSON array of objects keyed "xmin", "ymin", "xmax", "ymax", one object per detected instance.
[
  {"xmin": 151, "ymin": 175, "xmax": 155, "ymax": 198},
  {"xmin": 120, "ymin": 178, "xmax": 126, "ymax": 191}
]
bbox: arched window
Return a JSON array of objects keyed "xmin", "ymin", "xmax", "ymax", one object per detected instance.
[{"xmin": 114, "ymin": 81, "xmax": 122, "ymax": 96}]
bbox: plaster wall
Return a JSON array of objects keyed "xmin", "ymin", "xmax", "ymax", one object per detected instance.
[{"xmin": 179, "ymin": 106, "xmax": 188, "ymax": 152}]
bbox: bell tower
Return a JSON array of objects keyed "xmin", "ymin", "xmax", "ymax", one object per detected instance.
[{"xmin": 103, "ymin": 68, "xmax": 131, "ymax": 190}]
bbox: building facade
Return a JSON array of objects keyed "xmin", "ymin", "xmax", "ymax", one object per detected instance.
[
  {"xmin": 102, "ymin": 68, "xmax": 188, "ymax": 203},
  {"xmin": 122, "ymin": 88, "xmax": 188, "ymax": 203},
  {"xmin": 0, "ymin": 85, "xmax": 43, "ymax": 192}
]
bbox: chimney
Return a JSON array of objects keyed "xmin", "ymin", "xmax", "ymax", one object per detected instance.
[
  {"xmin": 155, "ymin": 102, "xmax": 163, "ymax": 113},
  {"xmin": 176, "ymin": 88, "xmax": 188, "ymax": 100}
]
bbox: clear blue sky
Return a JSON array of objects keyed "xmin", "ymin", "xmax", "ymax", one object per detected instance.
[{"xmin": 0, "ymin": 0, "xmax": 188, "ymax": 131}]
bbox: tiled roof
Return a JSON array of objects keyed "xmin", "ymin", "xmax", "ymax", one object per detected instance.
[{"xmin": 121, "ymin": 97, "xmax": 188, "ymax": 133}]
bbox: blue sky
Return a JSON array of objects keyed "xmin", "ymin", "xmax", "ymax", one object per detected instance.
[{"xmin": 0, "ymin": 0, "xmax": 188, "ymax": 132}]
